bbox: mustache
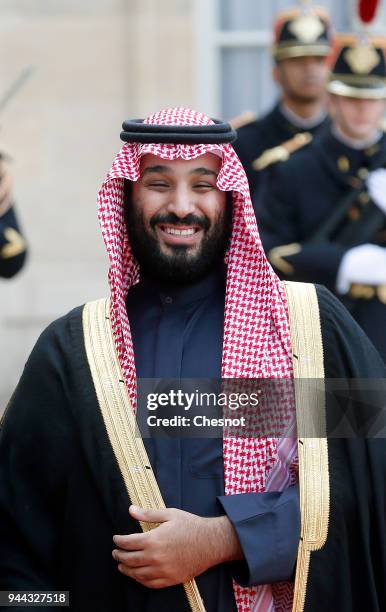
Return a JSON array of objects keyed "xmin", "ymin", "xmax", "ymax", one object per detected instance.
[{"xmin": 150, "ymin": 213, "xmax": 210, "ymax": 231}]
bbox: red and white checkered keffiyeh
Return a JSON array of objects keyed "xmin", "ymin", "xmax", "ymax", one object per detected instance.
[{"xmin": 97, "ymin": 107, "xmax": 297, "ymax": 612}]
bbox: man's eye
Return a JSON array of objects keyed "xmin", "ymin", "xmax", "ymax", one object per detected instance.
[
  {"xmin": 149, "ymin": 182, "xmax": 169, "ymax": 188},
  {"xmin": 194, "ymin": 183, "xmax": 214, "ymax": 190}
]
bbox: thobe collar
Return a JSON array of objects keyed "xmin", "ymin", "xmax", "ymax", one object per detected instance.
[{"xmin": 127, "ymin": 266, "xmax": 226, "ymax": 308}]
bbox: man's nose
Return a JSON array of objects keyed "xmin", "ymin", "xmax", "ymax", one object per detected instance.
[
  {"xmin": 358, "ymin": 100, "xmax": 372, "ymax": 111},
  {"xmin": 304, "ymin": 56, "xmax": 321, "ymax": 66},
  {"xmin": 166, "ymin": 187, "xmax": 196, "ymax": 218},
  {"xmin": 303, "ymin": 57, "xmax": 323, "ymax": 72}
]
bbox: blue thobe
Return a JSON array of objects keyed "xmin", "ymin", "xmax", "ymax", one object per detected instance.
[{"xmin": 126, "ymin": 269, "xmax": 300, "ymax": 612}]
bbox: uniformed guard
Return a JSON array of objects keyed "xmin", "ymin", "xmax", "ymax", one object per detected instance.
[
  {"xmin": 232, "ymin": 1, "xmax": 333, "ymax": 195},
  {"xmin": 0, "ymin": 154, "xmax": 27, "ymax": 279},
  {"xmin": 254, "ymin": 19, "xmax": 386, "ymax": 360}
]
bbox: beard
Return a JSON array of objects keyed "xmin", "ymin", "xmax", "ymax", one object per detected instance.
[{"xmin": 125, "ymin": 189, "xmax": 232, "ymax": 285}]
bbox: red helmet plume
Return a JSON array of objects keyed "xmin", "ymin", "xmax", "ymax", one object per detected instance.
[{"xmin": 358, "ymin": 0, "xmax": 380, "ymax": 24}]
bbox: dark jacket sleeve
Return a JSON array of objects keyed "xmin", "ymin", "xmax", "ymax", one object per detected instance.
[
  {"xmin": 218, "ymin": 484, "xmax": 300, "ymax": 586},
  {"xmin": 302, "ymin": 286, "xmax": 386, "ymax": 612},
  {"xmin": 316, "ymin": 284, "xmax": 386, "ymax": 378},
  {"xmin": 0, "ymin": 317, "xmax": 75, "ymax": 593},
  {"xmin": 0, "ymin": 205, "xmax": 27, "ymax": 279},
  {"xmin": 254, "ymin": 166, "xmax": 346, "ymax": 291}
]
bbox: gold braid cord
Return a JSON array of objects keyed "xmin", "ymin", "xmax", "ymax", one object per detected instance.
[
  {"xmin": 284, "ymin": 282, "xmax": 330, "ymax": 612},
  {"xmin": 83, "ymin": 298, "xmax": 206, "ymax": 612}
]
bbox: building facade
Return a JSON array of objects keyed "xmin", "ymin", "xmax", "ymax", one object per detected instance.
[{"xmin": 0, "ymin": 0, "xmax": 384, "ymax": 407}]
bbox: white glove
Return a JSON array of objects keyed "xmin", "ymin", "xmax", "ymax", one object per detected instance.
[
  {"xmin": 367, "ymin": 168, "xmax": 386, "ymax": 215},
  {"xmin": 336, "ymin": 243, "xmax": 386, "ymax": 294}
]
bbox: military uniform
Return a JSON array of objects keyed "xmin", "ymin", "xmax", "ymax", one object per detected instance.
[
  {"xmin": 232, "ymin": 6, "xmax": 332, "ymax": 195},
  {"xmin": 0, "ymin": 157, "xmax": 27, "ymax": 279},
  {"xmin": 233, "ymin": 105, "xmax": 329, "ymax": 196},
  {"xmin": 255, "ymin": 34, "xmax": 386, "ymax": 360}
]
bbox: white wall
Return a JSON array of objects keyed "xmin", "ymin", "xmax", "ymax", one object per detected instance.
[
  {"xmin": 2, "ymin": 0, "xmax": 385, "ymax": 409},
  {"xmin": 0, "ymin": 0, "xmax": 194, "ymax": 409}
]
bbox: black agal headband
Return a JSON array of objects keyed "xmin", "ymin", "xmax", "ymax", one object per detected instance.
[{"xmin": 120, "ymin": 118, "xmax": 237, "ymax": 145}]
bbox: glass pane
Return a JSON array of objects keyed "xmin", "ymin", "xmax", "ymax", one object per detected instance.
[
  {"xmin": 221, "ymin": 48, "xmax": 279, "ymax": 119},
  {"xmin": 220, "ymin": 0, "xmax": 351, "ymax": 32},
  {"xmin": 219, "ymin": 0, "xmax": 353, "ymax": 117},
  {"xmin": 220, "ymin": 0, "xmax": 271, "ymax": 31}
]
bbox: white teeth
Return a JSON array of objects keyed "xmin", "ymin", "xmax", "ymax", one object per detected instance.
[{"xmin": 164, "ymin": 227, "xmax": 195, "ymax": 236}]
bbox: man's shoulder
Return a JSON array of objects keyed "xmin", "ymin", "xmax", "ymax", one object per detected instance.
[
  {"xmin": 261, "ymin": 135, "xmax": 315, "ymax": 178},
  {"xmin": 2, "ymin": 306, "xmax": 86, "ymax": 435},
  {"xmin": 39, "ymin": 304, "xmax": 85, "ymax": 345},
  {"xmin": 230, "ymin": 110, "xmax": 258, "ymax": 133},
  {"xmin": 29, "ymin": 301, "xmax": 102, "ymax": 369},
  {"xmin": 266, "ymin": 119, "xmax": 329, "ymax": 170},
  {"xmin": 313, "ymin": 285, "xmax": 386, "ymax": 377},
  {"xmin": 234, "ymin": 118, "xmax": 262, "ymax": 149},
  {"xmin": 41, "ymin": 298, "xmax": 109, "ymax": 335},
  {"xmin": 235, "ymin": 107, "xmax": 277, "ymax": 139},
  {"xmin": 284, "ymin": 282, "xmax": 385, "ymax": 378},
  {"xmin": 314, "ymin": 283, "xmax": 360, "ymax": 336}
]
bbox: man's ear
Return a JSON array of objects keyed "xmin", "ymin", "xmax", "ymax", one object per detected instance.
[
  {"xmin": 272, "ymin": 62, "xmax": 281, "ymax": 87},
  {"xmin": 123, "ymin": 179, "xmax": 133, "ymax": 227},
  {"xmin": 326, "ymin": 93, "xmax": 336, "ymax": 120},
  {"xmin": 226, "ymin": 190, "xmax": 233, "ymax": 210},
  {"xmin": 123, "ymin": 179, "xmax": 132, "ymax": 205}
]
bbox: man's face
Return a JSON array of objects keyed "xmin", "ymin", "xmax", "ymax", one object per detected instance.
[
  {"xmin": 329, "ymin": 94, "xmax": 386, "ymax": 141},
  {"xmin": 126, "ymin": 153, "xmax": 230, "ymax": 284},
  {"xmin": 274, "ymin": 55, "xmax": 329, "ymax": 102}
]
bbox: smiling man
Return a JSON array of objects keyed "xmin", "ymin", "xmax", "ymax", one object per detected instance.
[
  {"xmin": 0, "ymin": 107, "xmax": 385, "ymax": 612},
  {"xmin": 125, "ymin": 154, "xmax": 231, "ymax": 284}
]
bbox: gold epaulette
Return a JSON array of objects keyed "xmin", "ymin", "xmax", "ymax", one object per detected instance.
[
  {"xmin": 252, "ymin": 131, "xmax": 313, "ymax": 171},
  {"xmin": 0, "ymin": 228, "xmax": 26, "ymax": 259},
  {"xmin": 228, "ymin": 110, "xmax": 257, "ymax": 130},
  {"xmin": 349, "ymin": 283, "xmax": 386, "ymax": 304}
]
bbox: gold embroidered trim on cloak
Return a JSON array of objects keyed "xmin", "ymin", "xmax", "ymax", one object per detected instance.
[
  {"xmin": 82, "ymin": 298, "xmax": 206, "ymax": 612},
  {"xmin": 283, "ymin": 281, "xmax": 330, "ymax": 612}
]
